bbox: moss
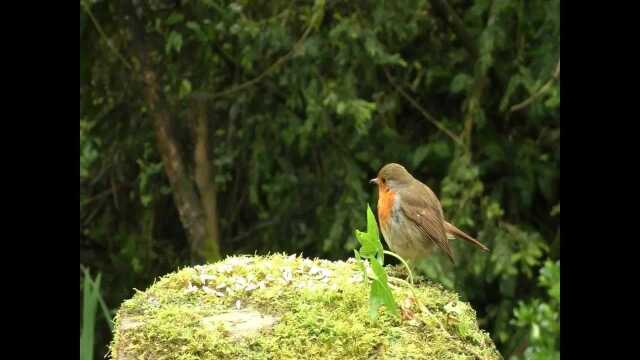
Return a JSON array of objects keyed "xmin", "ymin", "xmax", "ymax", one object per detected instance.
[{"xmin": 110, "ymin": 254, "xmax": 502, "ymax": 359}]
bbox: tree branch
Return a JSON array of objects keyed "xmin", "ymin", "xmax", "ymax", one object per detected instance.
[
  {"xmin": 460, "ymin": 0, "xmax": 498, "ymax": 152},
  {"xmin": 81, "ymin": 1, "xmax": 133, "ymax": 70},
  {"xmin": 229, "ymin": 218, "xmax": 280, "ymax": 244},
  {"xmin": 211, "ymin": 43, "xmax": 237, "ymax": 71},
  {"xmin": 189, "ymin": 16, "xmax": 315, "ymax": 101},
  {"xmin": 509, "ymin": 60, "xmax": 560, "ymax": 113},
  {"xmin": 384, "ymin": 67, "xmax": 465, "ymax": 148},
  {"xmin": 428, "ymin": 0, "xmax": 479, "ymax": 59}
]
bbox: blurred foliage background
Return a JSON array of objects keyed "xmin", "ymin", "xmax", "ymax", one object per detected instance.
[{"xmin": 80, "ymin": 0, "xmax": 559, "ymax": 358}]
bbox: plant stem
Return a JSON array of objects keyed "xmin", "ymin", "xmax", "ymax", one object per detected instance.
[{"xmin": 383, "ymin": 250, "xmax": 414, "ymax": 285}]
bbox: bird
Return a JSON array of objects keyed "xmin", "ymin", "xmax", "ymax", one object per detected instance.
[{"xmin": 370, "ymin": 163, "xmax": 488, "ymax": 263}]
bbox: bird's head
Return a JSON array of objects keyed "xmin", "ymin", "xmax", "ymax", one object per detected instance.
[{"xmin": 370, "ymin": 163, "xmax": 414, "ymax": 192}]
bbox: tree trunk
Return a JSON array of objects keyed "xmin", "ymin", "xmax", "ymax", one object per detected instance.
[
  {"xmin": 192, "ymin": 99, "xmax": 221, "ymax": 261},
  {"xmin": 139, "ymin": 59, "xmax": 219, "ymax": 263}
]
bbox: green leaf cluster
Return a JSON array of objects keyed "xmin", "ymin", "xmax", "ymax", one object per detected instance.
[
  {"xmin": 511, "ymin": 260, "xmax": 560, "ymax": 360},
  {"xmin": 354, "ymin": 204, "xmax": 397, "ymax": 319}
]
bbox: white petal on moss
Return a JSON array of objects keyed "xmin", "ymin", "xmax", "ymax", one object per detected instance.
[
  {"xmin": 282, "ymin": 267, "xmax": 293, "ymax": 284},
  {"xmin": 444, "ymin": 301, "xmax": 465, "ymax": 316},
  {"xmin": 226, "ymin": 256, "xmax": 253, "ymax": 268},
  {"xmin": 202, "ymin": 286, "xmax": 224, "ymax": 297},
  {"xmin": 309, "ymin": 266, "xmax": 331, "ymax": 280},
  {"xmin": 218, "ymin": 264, "xmax": 233, "ymax": 274},
  {"xmin": 185, "ymin": 281, "xmax": 198, "ymax": 293},
  {"xmin": 233, "ymin": 276, "xmax": 247, "ymax": 290},
  {"xmin": 200, "ymin": 274, "xmax": 215, "ymax": 284},
  {"xmin": 148, "ymin": 297, "xmax": 160, "ymax": 308}
]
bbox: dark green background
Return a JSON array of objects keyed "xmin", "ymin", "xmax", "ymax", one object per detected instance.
[{"xmin": 80, "ymin": 0, "xmax": 559, "ymax": 358}]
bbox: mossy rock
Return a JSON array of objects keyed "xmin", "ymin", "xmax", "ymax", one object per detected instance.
[{"xmin": 110, "ymin": 254, "xmax": 501, "ymax": 360}]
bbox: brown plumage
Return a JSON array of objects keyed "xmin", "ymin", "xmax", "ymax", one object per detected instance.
[{"xmin": 371, "ymin": 163, "xmax": 488, "ymax": 263}]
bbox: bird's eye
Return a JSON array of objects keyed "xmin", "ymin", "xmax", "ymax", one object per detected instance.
[{"xmin": 381, "ymin": 177, "xmax": 386, "ymax": 184}]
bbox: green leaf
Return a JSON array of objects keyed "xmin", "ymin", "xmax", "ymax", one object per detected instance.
[
  {"xmin": 380, "ymin": 285, "xmax": 398, "ymax": 317},
  {"xmin": 186, "ymin": 21, "xmax": 207, "ymax": 42},
  {"xmin": 499, "ymin": 75, "xmax": 522, "ymax": 112},
  {"xmin": 349, "ymin": 100, "xmax": 377, "ymax": 132},
  {"xmin": 366, "ymin": 204, "xmax": 384, "ymax": 263},
  {"xmin": 354, "ymin": 249, "xmax": 367, "ymax": 283},
  {"xmin": 550, "ymin": 204, "xmax": 560, "ymax": 217},
  {"xmin": 166, "ymin": 12, "xmax": 184, "ymax": 26},
  {"xmin": 531, "ymin": 323, "xmax": 540, "ymax": 339},
  {"xmin": 370, "ymin": 256, "xmax": 387, "ymax": 284},
  {"xmin": 355, "ymin": 230, "xmax": 377, "ymax": 258},
  {"xmin": 369, "ymin": 279, "xmax": 398, "ymax": 318},
  {"xmin": 431, "ymin": 140, "xmax": 450, "ymax": 158},
  {"xmin": 229, "ymin": 3, "xmax": 243, "ymax": 13},
  {"xmin": 368, "ymin": 280, "xmax": 385, "ymax": 320},
  {"xmin": 544, "ymin": 87, "xmax": 560, "ymax": 109},
  {"xmin": 450, "ymin": 73, "xmax": 472, "ymax": 94},
  {"xmin": 166, "ymin": 31, "xmax": 183, "ymax": 54},
  {"xmin": 364, "ymin": 34, "xmax": 407, "ymax": 67},
  {"xmin": 311, "ymin": 0, "xmax": 326, "ymax": 29},
  {"xmin": 178, "ymin": 79, "xmax": 192, "ymax": 99},
  {"xmin": 539, "ymin": 260, "xmax": 560, "ymax": 301},
  {"xmin": 411, "ymin": 145, "xmax": 430, "ymax": 168},
  {"xmin": 185, "ymin": 21, "xmax": 200, "ymax": 32},
  {"xmin": 141, "ymin": 194, "xmax": 152, "ymax": 207}
]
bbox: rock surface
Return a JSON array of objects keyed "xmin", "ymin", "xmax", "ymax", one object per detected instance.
[{"xmin": 110, "ymin": 254, "xmax": 501, "ymax": 359}]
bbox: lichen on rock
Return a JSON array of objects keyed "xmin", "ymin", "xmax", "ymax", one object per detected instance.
[{"xmin": 110, "ymin": 254, "xmax": 502, "ymax": 359}]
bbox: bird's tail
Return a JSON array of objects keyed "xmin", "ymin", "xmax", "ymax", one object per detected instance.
[{"xmin": 444, "ymin": 221, "xmax": 489, "ymax": 252}]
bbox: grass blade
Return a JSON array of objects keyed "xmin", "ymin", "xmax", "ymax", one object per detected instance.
[
  {"xmin": 89, "ymin": 275, "xmax": 113, "ymax": 331},
  {"xmin": 80, "ymin": 268, "xmax": 98, "ymax": 360}
]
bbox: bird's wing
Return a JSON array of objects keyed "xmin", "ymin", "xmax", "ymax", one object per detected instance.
[{"xmin": 399, "ymin": 183, "xmax": 455, "ymax": 263}]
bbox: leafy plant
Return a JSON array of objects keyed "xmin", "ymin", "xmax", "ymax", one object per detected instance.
[
  {"xmin": 353, "ymin": 204, "xmax": 397, "ymax": 319},
  {"xmin": 80, "ymin": 267, "xmax": 113, "ymax": 360},
  {"xmin": 353, "ymin": 204, "xmax": 422, "ymax": 320},
  {"xmin": 510, "ymin": 260, "xmax": 560, "ymax": 360}
]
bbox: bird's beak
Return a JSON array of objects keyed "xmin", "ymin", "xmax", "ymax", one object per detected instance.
[{"xmin": 370, "ymin": 178, "xmax": 379, "ymax": 185}]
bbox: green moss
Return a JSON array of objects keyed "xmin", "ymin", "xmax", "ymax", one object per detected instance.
[{"xmin": 111, "ymin": 254, "xmax": 501, "ymax": 359}]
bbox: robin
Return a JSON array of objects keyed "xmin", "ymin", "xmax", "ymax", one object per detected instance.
[{"xmin": 371, "ymin": 163, "xmax": 488, "ymax": 263}]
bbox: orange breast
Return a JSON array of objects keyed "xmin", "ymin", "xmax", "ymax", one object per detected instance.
[{"xmin": 377, "ymin": 186, "xmax": 396, "ymax": 231}]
